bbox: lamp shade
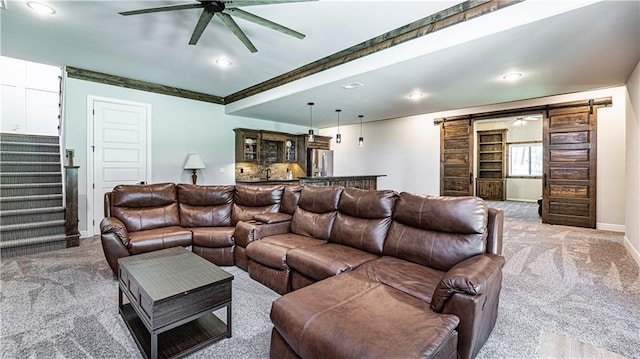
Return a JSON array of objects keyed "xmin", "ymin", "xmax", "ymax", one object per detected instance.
[{"xmin": 184, "ymin": 154, "xmax": 206, "ymax": 170}]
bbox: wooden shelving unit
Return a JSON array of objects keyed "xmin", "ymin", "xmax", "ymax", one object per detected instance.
[{"xmin": 476, "ymin": 129, "xmax": 507, "ymax": 200}]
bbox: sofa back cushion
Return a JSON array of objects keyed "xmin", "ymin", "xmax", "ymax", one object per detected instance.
[
  {"xmin": 329, "ymin": 188, "xmax": 397, "ymax": 254},
  {"xmin": 231, "ymin": 184, "xmax": 285, "ymax": 225},
  {"xmin": 383, "ymin": 192, "xmax": 488, "ymax": 271},
  {"xmin": 291, "ymin": 185, "xmax": 343, "ymax": 240},
  {"xmin": 177, "ymin": 184, "xmax": 234, "ymax": 227},
  {"xmin": 111, "ymin": 183, "xmax": 179, "ymax": 232},
  {"xmin": 281, "ymin": 185, "xmax": 303, "ymax": 215}
]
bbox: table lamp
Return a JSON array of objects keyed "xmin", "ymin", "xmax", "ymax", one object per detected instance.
[{"xmin": 184, "ymin": 154, "xmax": 206, "ymax": 184}]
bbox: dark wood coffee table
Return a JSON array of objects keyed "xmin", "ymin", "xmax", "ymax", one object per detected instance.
[{"xmin": 118, "ymin": 247, "xmax": 234, "ymax": 359}]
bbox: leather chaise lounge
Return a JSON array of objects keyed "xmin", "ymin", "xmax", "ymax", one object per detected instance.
[{"xmin": 100, "ymin": 182, "xmax": 504, "ymax": 359}]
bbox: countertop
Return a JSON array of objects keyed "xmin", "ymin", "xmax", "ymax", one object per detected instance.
[
  {"xmin": 235, "ymin": 179, "xmax": 299, "ymax": 183},
  {"xmin": 298, "ymin": 175, "xmax": 386, "ymax": 180}
]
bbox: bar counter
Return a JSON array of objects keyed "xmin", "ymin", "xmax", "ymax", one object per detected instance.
[{"xmin": 236, "ymin": 175, "xmax": 385, "ymax": 190}]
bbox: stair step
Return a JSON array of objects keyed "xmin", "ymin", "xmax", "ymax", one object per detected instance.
[
  {"xmin": 0, "ymin": 194, "xmax": 63, "ymax": 210},
  {"xmin": 0, "ymin": 142, "xmax": 60, "ymax": 153},
  {"xmin": 0, "ymin": 133, "xmax": 59, "ymax": 144},
  {"xmin": 1, "ymin": 162, "xmax": 61, "ymax": 173},
  {"xmin": 1, "ymin": 151, "xmax": 60, "ymax": 162},
  {"xmin": 0, "ymin": 206, "xmax": 65, "ymax": 225},
  {"xmin": 0, "ymin": 220, "xmax": 66, "ymax": 241},
  {"xmin": 0, "ymin": 234, "xmax": 67, "ymax": 257},
  {"xmin": 0, "ymin": 172, "xmax": 62, "ymax": 184},
  {"xmin": 0, "ymin": 183, "xmax": 62, "ymax": 196}
]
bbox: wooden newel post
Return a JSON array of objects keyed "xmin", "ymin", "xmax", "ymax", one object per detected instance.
[{"xmin": 65, "ymin": 166, "xmax": 80, "ymax": 247}]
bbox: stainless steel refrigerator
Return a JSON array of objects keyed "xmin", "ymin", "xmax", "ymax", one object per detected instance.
[{"xmin": 307, "ymin": 149, "xmax": 334, "ymax": 177}]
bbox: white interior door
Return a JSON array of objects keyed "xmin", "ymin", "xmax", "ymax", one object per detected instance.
[{"xmin": 91, "ymin": 98, "xmax": 149, "ymax": 234}]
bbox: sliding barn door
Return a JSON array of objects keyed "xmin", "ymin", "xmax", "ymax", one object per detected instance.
[
  {"xmin": 543, "ymin": 105, "xmax": 597, "ymax": 228},
  {"xmin": 440, "ymin": 119, "xmax": 473, "ymax": 196}
]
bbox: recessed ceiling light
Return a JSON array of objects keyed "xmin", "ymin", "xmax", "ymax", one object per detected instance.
[
  {"xmin": 215, "ymin": 58, "xmax": 232, "ymax": 67},
  {"xmin": 408, "ymin": 91, "xmax": 424, "ymax": 100},
  {"xmin": 27, "ymin": 2, "xmax": 55, "ymax": 15},
  {"xmin": 341, "ymin": 82, "xmax": 364, "ymax": 90},
  {"xmin": 502, "ymin": 72, "xmax": 523, "ymax": 81}
]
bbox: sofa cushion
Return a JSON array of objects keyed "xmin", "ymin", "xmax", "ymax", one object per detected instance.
[
  {"xmin": 296, "ymin": 185, "xmax": 343, "ymax": 214},
  {"xmin": 384, "ymin": 193, "xmax": 488, "ymax": 271},
  {"xmin": 290, "ymin": 186, "xmax": 343, "ymax": 240},
  {"xmin": 234, "ymin": 184, "xmax": 285, "ymax": 206},
  {"xmin": 191, "ymin": 227, "xmax": 235, "ymax": 248},
  {"xmin": 328, "ymin": 188, "xmax": 396, "ymax": 254},
  {"xmin": 353, "ymin": 256, "xmax": 445, "ymax": 304},
  {"xmin": 337, "ymin": 187, "xmax": 397, "ymax": 219},
  {"xmin": 271, "ymin": 271, "xmax": 460, "ymax": 359},
  {"xmin": 246, "ymin": 233, "xmax": 325, "ymax": 270},
  {"xmin": 393, "ymin": 192, "xmax": 487, "ymax": 234},
  {"xmin": 281, "ymin": 185, "xmax": 303, "ymax": 215},
  {"xmin": 177, "ymin": 184, "xmax": 234, "ymax": 227},
  {"xmin": 232, "ymin": 184, "xmax": 285, "ymax": 224},
  {"xmin": 111, "ymin": 183, "xmax": 180, "ymax": 232},
  {"xmin": 290, "ymin": 208, "xmax": 337, "ymax": 241},
  {"xmin": 127, "ymin": 226, "xmax": 192, "ymax": 255},
  {"xmin": 287, "ymin": 243, "xmax": 378, "ymax": 281}
]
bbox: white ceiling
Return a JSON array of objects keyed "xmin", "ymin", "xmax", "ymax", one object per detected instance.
[{"xmin": 2, "ymin": 0, "xmax": 639, "ymax": 128}]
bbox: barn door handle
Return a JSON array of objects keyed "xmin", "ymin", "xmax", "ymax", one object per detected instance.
[
  {"xmin": 469, "ymin": 173, "xmax": 473, "ymax": 184},
  {"xmin": 543, "ymin": 174, "xmax": 547, "ymax": 188}
]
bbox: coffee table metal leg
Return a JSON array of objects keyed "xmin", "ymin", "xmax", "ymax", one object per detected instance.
[
  {"xmin": 227, "ymin": 302, "xmax": 232, "ymax": 338},
  {"xmin": 151, "ymin": 332, "xmax": 157, "ymax": 359}
]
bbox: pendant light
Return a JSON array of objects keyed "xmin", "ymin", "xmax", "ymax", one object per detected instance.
[
  {"xmin": 335, "ymin": 109, "xmax": 342, "ymax": 144},
  {"xmin": 358, "ymin": 115, "xmax": 364, "ymax": 147},
  {"xmin": 307, "ymin": 102, "xmax": 315, "ymax": 142}
]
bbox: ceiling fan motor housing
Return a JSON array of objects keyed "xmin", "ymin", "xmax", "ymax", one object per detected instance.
[{"xmin": 202, "ymin": 1, "xmax": 225, "ymax": 13}]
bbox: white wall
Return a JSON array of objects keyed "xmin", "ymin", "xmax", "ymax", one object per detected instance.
[
  {"xmin": 1, "ymin": 56, "xmax": 61, "ymax": 135},
  {"xmin": 625, "ymin": 61, "xmax": 640, "ymax": 264},
  {"xmin": 475, "ymin": 118, "xmax": 543, "ymax": 202},
  {"xmin": 325, "ymin": 114, "xmax": 441, "ymax": 194},
  {"xmin": 321, "ymin": 86, "xmax": 627, "ymax": 230},
  {"xmin": 64, "ymin": 78, "xmax": 308, "ymax": 235}
]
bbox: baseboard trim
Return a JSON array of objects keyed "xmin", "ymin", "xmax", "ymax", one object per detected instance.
[
  {"xmin": 80, "ymin": 230, "xmax": 90, "ymax": 239},
  {"xmin": 623, "ymin": 236, "xmax": 640, "ymax": 267},
  {"xmin": 596, "ymin": 223, "xmax": 625, "ymax": 232},
  {"xmin": 505, "ymin": 198, "xmax": 538, "ymax": 203}
]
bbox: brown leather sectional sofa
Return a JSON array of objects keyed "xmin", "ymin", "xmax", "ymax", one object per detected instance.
[{"xmin": 100, "ymin": 182, "xmax": 505, "ymax": 359}]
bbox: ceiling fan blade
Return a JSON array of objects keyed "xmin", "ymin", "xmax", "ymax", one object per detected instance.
[
  {"xmin": 224, "ymin": 0, "xmax": 317, "ymax": 8},
  {"xmin": 189, "ymin": 10, "xmax": 215, "ymax": 45},
  {"xmin": 119, "ymin": 3, "xmax": 202, "ymax": 16},
  {"xmin": 216, "ymin": 12, "xmax": 258, "ymax": 53},
  {"xmin": 226, "ymin": 8, "xmax": 305, "ymax": 39}
]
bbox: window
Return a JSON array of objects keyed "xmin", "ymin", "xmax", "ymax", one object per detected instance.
[{"xmin": 509, "ymin": 142, "xmax": 542, "ymax": 177}]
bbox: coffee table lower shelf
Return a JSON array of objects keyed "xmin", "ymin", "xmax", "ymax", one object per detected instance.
[{"xmin": 120, "ymin": 303, "xmax": 229, "ymax": 359}]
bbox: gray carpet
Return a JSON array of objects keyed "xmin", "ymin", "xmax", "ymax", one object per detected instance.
[{"xmin": 1, "ymin": 201, "xmax": 639, "ymax": 358}]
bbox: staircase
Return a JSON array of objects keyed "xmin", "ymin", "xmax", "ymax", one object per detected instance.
[{"xmin": 0, "ymin": 133, "xmax": 68, "ymax": 257}]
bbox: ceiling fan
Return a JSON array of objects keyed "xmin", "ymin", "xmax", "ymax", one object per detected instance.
[
  {"xmin": 119, "ymin": 0, "xmax": 314, "ymax": 53},
  {"xmin": 512, "ymin": 115, "xmax": 542, "ymax": 127}
]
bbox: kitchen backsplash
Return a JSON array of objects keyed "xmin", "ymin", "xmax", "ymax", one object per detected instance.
[{"xmin": 235, "ymin": 162, "xmax": 305, "ymax": 181}]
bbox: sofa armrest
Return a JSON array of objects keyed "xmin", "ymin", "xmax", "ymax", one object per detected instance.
[
  {"xmin": 99, "ymin": 217, "xmax": 131, "ymax": 275},
  {"xmin": 234, "ymin": 220, "xmax": 291, "ymax": 248},
  {"xmin": 432, "ymin": 253, "xmax": 505, "ymax": 359},
  {"xmin": 254, "ymin": 212, "xmax": 292, "ymax": 224},
  {"xmin": 431, "ymin": 254, "xmax": 505, "ymax": 313},
  {"xmin": 100, "ymin": 217, "xmax": 129, "ymax": 246}
]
